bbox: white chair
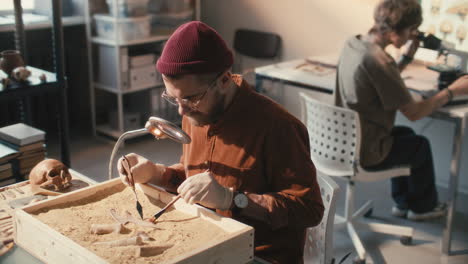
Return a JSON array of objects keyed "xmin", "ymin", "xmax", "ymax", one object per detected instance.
[
  {"xmin": 304, "ymin": 172, "xmax": 340, "ymax": 264},
  {"xmin": 299, "ymin": 92, "xmax": 413, "ymax": 264}
]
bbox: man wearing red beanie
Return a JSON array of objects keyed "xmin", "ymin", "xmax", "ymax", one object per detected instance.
[{"xmin": 118, "ymin": 21, "xmax": 324, "ymax": 264}]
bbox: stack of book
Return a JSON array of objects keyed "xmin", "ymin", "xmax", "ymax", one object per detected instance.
[
  {"xmin": 0, "ymin": 123, "xmax": 46, "ymax": 179},
  {"xmin": 0, "ymin": 143, "xmax": 19, "ymax": 186}
]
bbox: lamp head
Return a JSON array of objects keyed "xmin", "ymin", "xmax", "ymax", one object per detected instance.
[{"xmin": 145, "ymin": 116, "xmax": 191, "ymax": 144}]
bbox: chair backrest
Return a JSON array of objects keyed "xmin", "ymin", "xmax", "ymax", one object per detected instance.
[
  {"xmin": 304, "ymin": 172, "xmax": 340, "ymax": 264},
  {"xmin": 233, "ymin": 29, "xmax": 281, "ymax": 74},
  {"xmin": 234, "ymin": 29, "xmax": 281, "ymax": 59},
  {"xmin": 299, "ymin": 92, "xmax": 361, "ymax": 177}
]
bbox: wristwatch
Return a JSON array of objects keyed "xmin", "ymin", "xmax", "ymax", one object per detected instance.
[{"xmin": 233, "ymin": 191, "xmax": 248, "ymax": 209}]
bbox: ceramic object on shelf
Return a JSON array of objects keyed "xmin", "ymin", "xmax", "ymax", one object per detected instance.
[
  {"xmin": 447, "ymin": 2, "xmax": 468, "ymax": 20},
  {"xmin": 456, "ymin": 25, "xmax": 467, "ymax": 44},
  {"xmin": 0, "ymin": 50, "xmax": 25, "ymax": 77},
  {"xmin": 12, "ymin": 66, "xmax": 31, "ymax": 82},
  {"xmin": 431, "ymin": 0, "xmax": 441, "ymax": 15},
  {"xmin": 440, "ymin": 20, "xmax": 454, "ymax": 39}
]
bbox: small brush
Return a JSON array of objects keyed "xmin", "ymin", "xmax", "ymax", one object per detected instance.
[{"xmin": 150, "ymin": 195, "xmax": 181, "ymax": 223}]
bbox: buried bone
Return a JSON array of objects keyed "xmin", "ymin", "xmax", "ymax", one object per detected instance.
[
  {"xmin": 0, "ymin": 226, "xmax": 13, "ymax": 233},
  {"xmin": 136, "ymin": 231, "xmax": 154, "ymax": 242},
  {"xmin": 94, "ymin": 236, "xmax": 143, "ymax": 247},
  {"xmin": 135, "ymin": 245, "xmax": 173, "ymax": 257},
  {"xmin": 110, "ymin": 209, "xmax": 158, "ymax": 228},
  {"xmin": 4, "ymin": 190, "xmax": 15, "ymax": 199},
  {"xmin": 90, "ymin": 223, "xmax": 128, "ymax": 235},
  {"xmin": 124, "ymin": 210, "xmax": 158, "ymax": 228}
]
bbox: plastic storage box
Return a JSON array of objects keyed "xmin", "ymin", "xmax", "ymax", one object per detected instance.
[
  {"xmin": 150, "ymin": 10, "xmax": 193, "ymax": 32},
  {"xmin": 106, "ymin": 0, "xmax": 149, "ymax": 17},
  {"xmin": 94, "ymin": 14, "xmax": 151, "ymax": 43}
]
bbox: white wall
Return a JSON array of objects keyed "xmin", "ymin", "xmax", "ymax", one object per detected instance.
[{"xmin": 201, "ymin": 0, "xmax": 379, "ymax": 69}]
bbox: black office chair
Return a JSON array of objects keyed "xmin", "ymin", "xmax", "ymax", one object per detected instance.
[{"xmin": 233, "ymin": 29, "xmax": 282, "ymax": 75}]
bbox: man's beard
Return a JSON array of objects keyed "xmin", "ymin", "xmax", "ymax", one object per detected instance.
[{"xmin": 185, "ymin": 95, "xmax": 225, "ymax": 127}]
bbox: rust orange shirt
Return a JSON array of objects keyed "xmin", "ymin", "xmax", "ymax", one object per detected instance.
[{"xmin": 160, "ymin": 75, "xmax": 324, "ymax": 263}]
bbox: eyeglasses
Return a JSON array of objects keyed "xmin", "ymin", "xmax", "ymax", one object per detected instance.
[{"xmin": 161, "ymin": 73, "xmax": 222, "ymax": 110}]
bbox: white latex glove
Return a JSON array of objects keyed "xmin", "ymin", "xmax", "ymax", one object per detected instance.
[
  {"xmin": 117, "ymin": 153, "xmax": 165, "ymax": 187},
  {"xmin": 177, "ymin": 171, "xmax": 233, "ymax": 210}
]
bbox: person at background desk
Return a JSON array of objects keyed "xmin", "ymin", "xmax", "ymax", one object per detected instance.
[
  {"xmin": 334, "ymin": 0, "xmax": 468, "ymax": 221},
  {"xmin": 117, "ymin": 21, "xmax": 324, "ymax": 263}
]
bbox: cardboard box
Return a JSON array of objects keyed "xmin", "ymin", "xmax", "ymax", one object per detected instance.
[
  {"xmin": 108, "ymin": 111, "xmax": 141, "ymax": 131},
  {"xmin": 129, "ymin": 65, "xmax": 159, "ymax": 91}
]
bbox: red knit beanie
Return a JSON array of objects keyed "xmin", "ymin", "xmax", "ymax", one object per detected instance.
[{"xmin": 156, "ymin": 21, "xmax": 233, "ymax": 75}]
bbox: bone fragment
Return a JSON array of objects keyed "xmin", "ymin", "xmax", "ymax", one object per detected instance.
[
  {"xmin": 14, "ymin": 187, "xmax": 24, "ymax": 195},
  {"xmin": 28, "ymin": 198, "xmax": 44, "ymax": 205},
  {"xmin": 4, "ymin": 190, "xmax": 15, "ymax": 199},
  {"xmin": 0, "ymin": 215, "xmax": 11, "ymax": 221},
  {"xmin": 136, "ymin": 231, "xmax": 154, "ymax": 242},
  {"xmin": 135, "ymin": 245, "xmax": 172, "ymax": 257},
  {"xmin": 0, "ymin": 226, "xmax": 13, "ymax": 234},
  {"xmin": 109, "ymin": 209, "xmax": 158, "ymax": 228},
  {"xmin": 0, "ymin": 217, "xmax": 11, "ymax": 224},
  {"xmin": 94, "ymin": 236, "xmax": 143, "ymax": 247},
  {"xmin": 124, "ymin": 211, "xmax": 158, "ymax": 228},
  {"xmin": 0, "ymin": 242, "xmax": 14, "ymax": 257},
  {"xmin": 109, "ymin": 208, "xmax": 129, "ymax": 225},
  {"xmin": 90, "ymin": 223, "xmax": 127, "ymax": 235},
  {"xmin": 0, "ymin": 221, "xmax": 12, "ymax": 228},
  {"xmin": 1, "ymin": 238, "xmax": 13, "ymax": 245},
  {"xmin": 1, "ymin": 228, "xmax": 13, "ymax": 237}
]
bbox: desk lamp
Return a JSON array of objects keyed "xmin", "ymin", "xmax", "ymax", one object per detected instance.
[{"xmin": 108, "ymin": 116, "xmax": 191, "ymax": 180}]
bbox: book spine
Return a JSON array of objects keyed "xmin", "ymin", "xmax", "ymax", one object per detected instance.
[{"xmin": 0, "ymin": 140, "xmax": 20, "ymax": 150}]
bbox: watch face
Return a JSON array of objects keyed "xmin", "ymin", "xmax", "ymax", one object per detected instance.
[{"xmin": 234, "ymin": 193, "xmax": 248, "ymax": 209}]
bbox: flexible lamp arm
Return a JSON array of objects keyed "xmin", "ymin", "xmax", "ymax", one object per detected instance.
[
  {"xmin": 108, "ymin": 128, "xmax": 148, "ymax": 180},
  {"xmin": 107, "ymin": 117, "xmax": 191, "ymax": 181}
]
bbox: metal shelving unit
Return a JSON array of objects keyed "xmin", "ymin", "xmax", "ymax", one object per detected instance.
[
  {"xmin": 0, "ymin": 0, "xmax": 71, "ymax": 167},
  {"xmin": 85, "ymin": 0, "xmax": 200, "ymax": 140}
]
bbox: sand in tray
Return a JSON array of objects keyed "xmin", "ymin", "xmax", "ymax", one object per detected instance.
[{"xmin": 31, "ymin": 185, "xmax": 229, "ymax": 264}]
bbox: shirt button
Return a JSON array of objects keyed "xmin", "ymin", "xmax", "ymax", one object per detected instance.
[{"xmin": 204, "ymin": 160, "xmax": 210, "ymax": 166}]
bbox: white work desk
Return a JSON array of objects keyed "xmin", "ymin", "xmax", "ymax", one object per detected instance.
[{"xmin": 255, "ymin": 59, "xmax": 468, "ymax": 255}]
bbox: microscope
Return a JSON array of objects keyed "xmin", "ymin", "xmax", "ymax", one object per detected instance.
[{"xmin": 418, "ymin": 32, "xmax": 468, "ymax": 90}]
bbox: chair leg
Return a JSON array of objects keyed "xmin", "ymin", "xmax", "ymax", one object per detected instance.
[
  {"xmin": 336, "ymin": 180, "xmax": 414, "ymax": 263},
  {"xmin": 352, "ymin": 200, "xmax": 373, "ymax": 219},
  {"xmin": 354, "ymin": 221, "xmax": 413, "ymax": 237},
  {"xmin": 347, "ymin": 222, "xmax": 366, "ymax": 261},
  {"xmin": 334, "ymin": 215, "xmax": 347, "ymax": 231}
]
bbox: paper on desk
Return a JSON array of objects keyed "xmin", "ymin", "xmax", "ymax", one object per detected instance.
[
  {"xmin": 295, "ymin": 63, "xmax": 335, "ymax": 76},
  {"xmin": 306, "ymin": 54, "xmax": 340, "ymax": 66}
]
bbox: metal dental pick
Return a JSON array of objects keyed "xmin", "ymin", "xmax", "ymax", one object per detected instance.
[{"xmin": 122, "ymin": 155, "xmax": 144, "ymax": 220}]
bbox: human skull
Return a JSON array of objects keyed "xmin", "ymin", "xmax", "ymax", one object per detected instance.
[{"xmin": 29, "ymin": 159, "xmax": 72, "ymax": 191}]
